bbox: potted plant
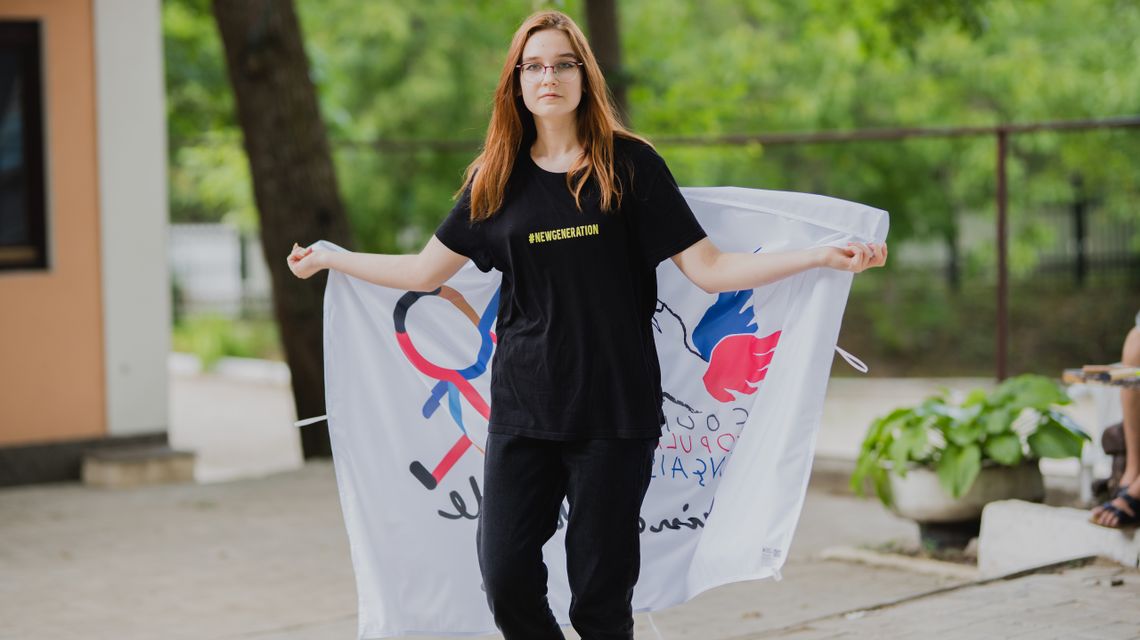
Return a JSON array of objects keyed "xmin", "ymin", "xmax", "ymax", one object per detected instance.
[{"xmin": 850, "ymin": 374, "xmax": 1089, "ymax": 549}]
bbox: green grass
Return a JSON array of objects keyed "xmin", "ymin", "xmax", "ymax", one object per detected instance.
[{"xmin": 171, "ymin": 314, "xmax": 283, "ymax": 370}]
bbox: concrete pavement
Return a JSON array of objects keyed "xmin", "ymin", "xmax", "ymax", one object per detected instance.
[
  {"xmin": 4, "ymin": 460, "xmax": 1137, "ymax": 639},
  {"xmin": 0, "ymin": 460, "xmax": 952, "ymax": 640},
  {"xmin": 2, "ymin": 359, "xmax": 1137, "ymax": 639}
]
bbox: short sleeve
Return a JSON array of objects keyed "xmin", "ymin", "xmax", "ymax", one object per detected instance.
[
  {"xmin": 433, "ymin": 184, "xmax": 494, "ymax": 273},
  {"xmin": 631, "ymin": 151, "xmax": 708, "ymax": 267}
]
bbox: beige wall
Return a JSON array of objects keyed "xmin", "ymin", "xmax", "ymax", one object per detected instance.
[
  {"xmin": 0, "ymin": 0, "xmax": 105, "ymax": 446},
  {"xmin": 94, "ymin": 0, "xmax": 170, "ymax": 437}
]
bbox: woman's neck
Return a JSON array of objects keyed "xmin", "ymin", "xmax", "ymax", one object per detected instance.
[{"xmin": 531, "ymin": 115, "xmax": 582, "ymax": 162}]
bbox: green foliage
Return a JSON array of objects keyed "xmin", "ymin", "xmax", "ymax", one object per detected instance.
[
  {"xmin": 627, "ymin": 0, "xmax": 1140, "ymax": 260},
  {"xmin": 165, "ymin": 0, "xmax": 1140, "ymax": 254},
  {"xmin": 171, "ymin": 315, "xmax": 282, "ymax": 370},
  {"xmin": 850, "ymin": 374, "xmax": 1089, "ymax": 506},
  {"xmin": 165, "ymin": 0, "xmax": 586, "ymax": 251},
  {"xmin": 164, "ymin": 1, "xmax": 1140, "ymax": 376},
  {"xmin": 983, "ymin": 432, "xmax": 1022, "ymax": 465},
  {"xmin": 164, "ymin": 0, "xmax": 249, "ymax": 226},
  {"xmin": 835, "ymin": 272, "xmax": 1140, "ymax": 377},
  {"xmin": 937, "ymin": 443, "xmax": 982, "ymax": 501},
  {"xmin": 1027, "ymin": 417, "xmax": 1088, "ymax": 459}
]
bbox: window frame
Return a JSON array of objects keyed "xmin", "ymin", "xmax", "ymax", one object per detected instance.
[{"xmin": 0, "ymin": 20, "xmax": 48, "ymax": 272}]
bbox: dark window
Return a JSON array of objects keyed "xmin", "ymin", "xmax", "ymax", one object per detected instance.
[{"xmin": 0, "ymin": 21, "xmax": 46, "ymax": 271}]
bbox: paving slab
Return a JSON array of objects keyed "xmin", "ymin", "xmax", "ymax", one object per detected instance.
[
  {"xmin": 740, "ymin": 560, "xmax": 1140, "ymax": 640},
  {"xmin": 979, "ymin": 499, "xmax": 1140, "ymax": 576}
]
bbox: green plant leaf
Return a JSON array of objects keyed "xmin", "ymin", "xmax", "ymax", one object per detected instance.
[
  {"xmin": 887, "ymin": 419, "xmax": 924, "ymax": 467},
  {"xmin": 945, "ymin": 418, "xmax": 984, "ymax": 447},
  {"xmin": 937, "ymin": 443, "xmax": 981, "ymax": 499},
  {"xmin": 850, "ymin": 449, "xmax": 878, "ymax": 496},
  {"xmin": 902, "ymin": 424, "xmax": 929, "ymax": 459},
  {"xmin": 861, "ymin": 408, "xmax": 907, "ymax": 444},
  {"xmin": 872, "ymin": 465, "xmax": 893, "ymax": 508},
  {"xmin": 997, "ymin": 374, "xmax": 1071, "ymax": 411},
  {"xmin": 1047, "ymin": 410, "xmax": 1091, "ymax": 441},
  {"xmin": 962, "ymin": 388, "xmax": 988, "ymax": 407},
  {"xmin": 917, "ymin": 396, "xmax": 952, "ymax": 418},
  {"xmin": 859, "ymin": 408, "xmax": 909, "ymax": 452},
  {"xmin": 984, "ymin": 408, "xmax": 1013, "ymax": 435},
  {"xmin": 1027, "ymin": 418, "xmax": 1085, "ymax": 459},
  {"xmin": 855, "ymin": 405, "xmax": 932, "ymax": 494},
  {"xmin": 983, "ymin": 432, "xmax": 1023, "ymax": 465},
  {"xmin": 888, "ymin": 436, "xmax": 910, "ymax": 476}
]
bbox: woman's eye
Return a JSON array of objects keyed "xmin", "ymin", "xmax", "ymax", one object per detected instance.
[
  {"xmin": 556, "ymin": 62, "xmax": 576, "ymax": 71},
  {"xmin": 524, "ymin": 63, "xmax": 543, "ymax": 73}
]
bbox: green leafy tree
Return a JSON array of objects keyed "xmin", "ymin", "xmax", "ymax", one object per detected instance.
[{"xmin": 165, "ymin": 0, "xmax": 1140, "ymax": 378}]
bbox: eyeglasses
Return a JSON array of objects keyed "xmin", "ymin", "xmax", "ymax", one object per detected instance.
[{"xmin": 516, "ymin": 61, "xmax": 583, "ymax": 83}]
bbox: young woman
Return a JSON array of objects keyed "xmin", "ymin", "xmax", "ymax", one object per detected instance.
[{"xmin": 288, "ymin": 10, "xmax": 886, "ymax": 639}]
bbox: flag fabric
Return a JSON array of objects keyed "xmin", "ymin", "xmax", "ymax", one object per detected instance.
[{"xmin": 318, "ymin": 187, "xmax": 889, "ymax": 638}]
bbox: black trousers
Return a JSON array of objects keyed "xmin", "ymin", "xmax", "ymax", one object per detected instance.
[{"xmin": 476, "ymin": 432, "xmax": 658, "ymax": 640}]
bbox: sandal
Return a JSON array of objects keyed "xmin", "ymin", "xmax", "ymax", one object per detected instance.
[
  {"xmin": 1092, "ymin": 484, "xmax": 1130, "ymax": 516},
  {"xmin": 1090, "ymin": 492, "xmax": 1140, "ymax": 529}
]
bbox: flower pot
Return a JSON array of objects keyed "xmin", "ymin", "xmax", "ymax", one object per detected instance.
[
  {"xmin": 889, "ymin": 460, "xmax": 1045, "ymax": 523},
  {"xmin": 888, "ymin": 461, "xmax": 1045, "ymax": 550}
]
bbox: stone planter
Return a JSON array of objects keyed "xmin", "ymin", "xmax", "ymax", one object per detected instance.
[{"xmin": 888, "ymin": 461, "xmax": 1045, "ymax": 549}]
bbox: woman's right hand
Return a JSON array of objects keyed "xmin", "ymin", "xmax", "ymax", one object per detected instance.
[{"xmin": 287, "ymin": 242, "xmax": 325, "ymax": 279}]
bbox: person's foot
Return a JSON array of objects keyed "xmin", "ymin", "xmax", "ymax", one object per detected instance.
[
  {"xmin": 1093, "ymin": 481, "xmax": 1140, "ymax": 528},
  {"xmin": 1091, "ymin": 475, "xmax": 1136, "ymax": 519}
]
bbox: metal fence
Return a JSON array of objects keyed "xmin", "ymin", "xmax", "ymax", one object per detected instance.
[
  {"xmin": 169, "ymin": 116, "xmax": 1140, "ymax": 374},
  {"xmin": 169, "ymin": 223, "xmax": 273, "ymax": 319}
]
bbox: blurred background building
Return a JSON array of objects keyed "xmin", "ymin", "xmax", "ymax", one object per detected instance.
[{"xmin": 0, "ymin": 0, "xmax": 168, "ymax": 485}]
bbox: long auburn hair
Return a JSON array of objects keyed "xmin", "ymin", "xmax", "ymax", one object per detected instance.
[{"xmin": 457, "ymin": 10, "xmax": 652, "ymax": 221}]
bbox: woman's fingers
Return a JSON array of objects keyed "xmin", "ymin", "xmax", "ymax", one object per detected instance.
[
  {"xmin": 288, "ymin": 252, "xmax": 317, "ymax": 279},
  {"xmin": 286, "ymin": 243, "xmax": 317, "ymax": 280},
  {"xmin": 854, "ymin": 242, "xmax": 890, "ymax": 271},
  {"xmin": 870, "ymin": 243, "xmax": 887, "ymax": 267},
  {"xmin": 847, "ymin": 242, "xmax": 868, "ymax": 271},
  {"xmin": 288, "ymin": 243, "xmax": 314, "ymax": 264},
  {"xmin": 836, "ymin": 242, "xmax": 889, "ymax": 274}
]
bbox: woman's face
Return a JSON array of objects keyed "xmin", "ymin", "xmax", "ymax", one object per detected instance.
[{"xmin": 518, "ymin": 29, "xmax": 583, "ymax": 122}]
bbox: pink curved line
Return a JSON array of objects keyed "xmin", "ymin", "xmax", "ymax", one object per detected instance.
[
  {"xmin": 432, "ymin": 436, "xmax": 473, "ymax": 482},
  {"xmin": 396, "ymin": 332, "xmax": 490, "ymax": 419}
]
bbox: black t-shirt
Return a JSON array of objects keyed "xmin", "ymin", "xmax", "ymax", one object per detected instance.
[{"xmin": 433, "ymin": 136, "xmax": 708, "ymax": 440}]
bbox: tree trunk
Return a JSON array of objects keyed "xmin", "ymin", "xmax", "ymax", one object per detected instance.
[
  {"xmin": 212, "ymin": 0, "xmax": 353, "ymax": 458},
  {"xmin": 584, "ymin": 0, "xmax": 629, "ymax": 125}
]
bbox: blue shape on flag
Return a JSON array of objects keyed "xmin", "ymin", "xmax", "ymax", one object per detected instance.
[
  {"xmin": 420, "ymin": 286, "xmax": 502, "ymax": 424},
  {"xmin": 692, "ymin": 289, "xmax": 757, "ymax": 361}
]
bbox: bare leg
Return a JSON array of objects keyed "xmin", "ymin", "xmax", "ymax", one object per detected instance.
[{"xmin": 1094, "ymin": 327, "xmax": 1140, "ymax": 527}]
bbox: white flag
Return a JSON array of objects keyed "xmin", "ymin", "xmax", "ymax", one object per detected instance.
[{"xmin": 319, "ymin": 187, "xmax": 889, "ymax": 638}]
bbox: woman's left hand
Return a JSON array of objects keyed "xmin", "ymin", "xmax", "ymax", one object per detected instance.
[{"xmin": 818, "ymin": 242, "xmax": 888, "ymax": 273}]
